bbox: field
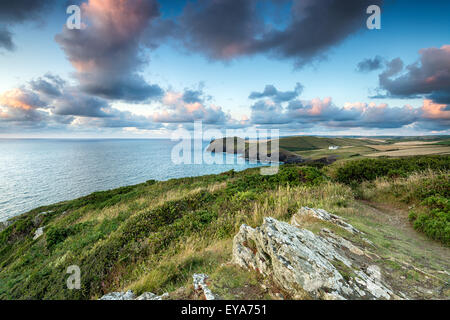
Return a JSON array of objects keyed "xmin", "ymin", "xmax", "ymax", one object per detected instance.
[
  {"xmin": 0, "ymin": 155, "xmax": 449, "ymax": 300},
  {"xmin": 277, "ymin": 136, "xmax": 380, "ymax": 152},
  {"xmin": 367, "ymin": 146, "xmax": 450, "ymax": 157},
  {"xmin": 295, "ymin": 145, "xmax": 374, "ymax": 160},
  {"xmin": 273, "ymin": 136, "xmax": 450, "ymax": 160}
]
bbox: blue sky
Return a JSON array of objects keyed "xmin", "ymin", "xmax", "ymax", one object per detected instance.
[{"xmin": 0, "ymin": 0, "xmax": 449, "ymax": 138}]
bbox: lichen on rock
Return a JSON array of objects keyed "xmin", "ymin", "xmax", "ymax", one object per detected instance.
[
  {"xmin": 232, "ymin": 209, "xmax": 400, "ymax": 300},
  {"xmin": 99, "ymin": 290, "xmax": 169, "ymax": 300},
  {"xmin": 193, "ymin": 273, "xmax": 217, "ymax": 300}
]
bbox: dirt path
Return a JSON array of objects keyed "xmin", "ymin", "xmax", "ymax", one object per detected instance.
[
  {"xmin": 362, "ymin": 200, "xmax": 449, "ymax": 258},
  {"xmin": 357, "ymin": 200, "xmax": 450, "ymax": 275},
  {"xmin": 350, "ymin": 200, "xmax": 449, "ymax": 299}
]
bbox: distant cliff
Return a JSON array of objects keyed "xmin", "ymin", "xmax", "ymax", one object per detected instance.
[{"xmin": 206, "ymin": 137, "xmax": 306, "ymax": 164}]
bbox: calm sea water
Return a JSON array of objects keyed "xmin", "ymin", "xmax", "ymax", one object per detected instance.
[{"xmin": 0, "ymin": 139, "xmax": 262, "ymax": 222}]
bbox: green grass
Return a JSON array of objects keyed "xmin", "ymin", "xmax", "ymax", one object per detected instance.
[
  {"xmin": 0, "ymin": 155, "xmax": 448, "ymax": 299},
  {"xmin": 333, "ymin": 155, "xmax": 450, "ymax": 184},
  {"xmin": 295, "ymin": 146, "xmax": 375, "ymax": 160},
  {"xmin": 357, "ymin": 170, "xmax": 449, "ymax": 246},
  {"xmin": 278, "ymin": 136, "xmax": 379, "ymax": 152}
]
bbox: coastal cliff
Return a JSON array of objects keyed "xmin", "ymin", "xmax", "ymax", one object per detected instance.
[{"xmin": 206, "ymin": 137, "xmax": 306, "ymax": 164}]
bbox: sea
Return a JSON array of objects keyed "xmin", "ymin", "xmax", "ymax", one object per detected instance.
[{"xmin": 0, "ymin": 139, "xmax": 262, "ymax": 222}]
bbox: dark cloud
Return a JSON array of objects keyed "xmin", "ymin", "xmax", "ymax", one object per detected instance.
[
  {"xmin": 182, "ymin": 89, "xmax": 204, "ymax": 104},
  {"xmin": 356, "ymin": 55, "xmax": 385, "ymax": 72},
  {"xmin": 253, "ymin": 0, "xmax": 383, "ymax": 66},
  {"xmin": 51, "ymin": 90, "xmax": 110, "ymax": 118},
  {"xmin": 377, "ymin": 45, "xmax": 450, "ymax": 104},
  {"xmin": 0, "ymin": 26, "xmax": 14, "ymax": 50},
  {"xmin": 0, "ymin": 0, "xmax": 54, "ymax": 21},
  {"xmin": 249, "ymin": 83, "xmax": 303, "ymax": 102},
  {"xmin": 30, "ymin": 74, "xmax": 65, "ymax": 97},
  {"xmin": 143, "ymin": 19, "xmax": 180, "ymax": 50},
  {"xmin": 0, "ymin": 0, "xmax": 57, "ymax": 51},
  {"xmin": 55, "ymin": 0, "xmax": 163, "ymax": 102},
  {"xmin": 177, "ymin": 0, "xmax": 383, "ymax": 66},
  {"xmin": 179, "ymin": 0, "xmax": 261, "ymax": 60}
]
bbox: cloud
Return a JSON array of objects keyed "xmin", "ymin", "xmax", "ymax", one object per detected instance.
[
  {"xmin": 178, "ymin": 0, "xmax": 261, "ymax": 60},
  {"xmin": 55, "ymin": 0, "xmax": 163, "ymax": 102},
  {"xmin": 0, "ymin": 26, "xmax": 14, "ymax": 50},
  {"xmin": 247, "ymin": 81, "xmax": 448, "ymax": 131},
  {"xmin": 0, "ymin": 73, "xmax": 164, "ymax": 131},
  {"xmin": 250, "ymin": 97, "xmax": 424, "ymax": 129},
  {"xmin": 69, "ymin": 109, "xmax": 162, "ymax": 130},
  {"xmin": 249, "ymin": 83, "xmax": 303, "ymax": 102},
  {"xmin": 356, "ymin": 55, "xmax": 385, "ymax": 72},
  {"xmin": 177, "ymin": 0, "xmax": 383, "ymax": 66},
  {"xmin": 153, "ymin": 90, "xmax": 229, "ymax": 124},
  {"xmin": 0, "ymin": 73, "xmax": 247, "ymax": 133},
  {"xmin": 377, "ymin": 45, "xmax": 450, "ymax": 103},
  {"xmin": 0, "ymin": 87, "xmax": 46, "ymax": 111},
  {"xmin": 250, "ymin": 100, "xmax": 290, "ymax": 124},
  {"xmin": 27, "ymin": 74, "xmax": 110, "ymax": 117},
  {"xmin": 0, "ymin": 88, "xmax": 47, "ymax": 123},
  {"xmin": 29, "ymin": 74, "xmax": 65, "ymax": 97},
  {"xmin": 418, "ymin": 99, "xmax": 450, "ymax": 130},
  {"xmin": 0, "ymin": 0, "xmax": 57, "ymax": 51},
  {"xmin": 182, "ymin": 89, "xmax": 204, "ymax": 104}
]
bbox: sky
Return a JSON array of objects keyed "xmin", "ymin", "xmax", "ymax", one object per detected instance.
[{"xmin": 0, "ymin": 0, "xmax": 449, "ymax": 138}]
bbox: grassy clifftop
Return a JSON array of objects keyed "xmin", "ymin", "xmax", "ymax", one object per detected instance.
[{"xmin": 0, "ymin": 156, "xmax": 449, "ymax": 300}]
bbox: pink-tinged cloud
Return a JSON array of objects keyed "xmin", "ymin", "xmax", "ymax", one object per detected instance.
[
  {"xmin": 378, "ymin": 45, "xmax": 450, "ymax": 104},
  {"xmin": 250, "ymin": 95, "xmax": 426, "ymax": 129},
  {"xmin": 153, "ymin": 91, "xmax": 228, "ymax": 124},
  {"xmin": 421, "ymin": 99, "xmax": 450, "ymax": 120},
  {"xmin": 0, "ymin": 88, "xmax": 49, "ymax": 123},
  {"xmin": 0, "ymin": 88, "xmax": 45, "ymax": 110},
  {"xmin": 55, "ymin": 0, "xmax": 163, "ymax": 101}
]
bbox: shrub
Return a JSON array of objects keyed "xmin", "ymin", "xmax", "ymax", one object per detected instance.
[
  {"xmin": 409, "ymin": 195, "xmax": 450, "ymax": 246},
  {"xmin": 226, "ymin": 165, "xmax": 326, "ymax": 195},
  {"xmin": 335, "ymin": 156, "xmax": 450, "ymax": 184},
  {"xmin": 46, "ymin": 227, "xmax": 71, "ymax": 249}
]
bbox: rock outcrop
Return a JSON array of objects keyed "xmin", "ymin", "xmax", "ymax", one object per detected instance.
[
  {"xmin": 292, "ymin": 207, "xmax": 361, "ymax": 234},
  {"xmin": 232, "ymin": 208, "xmax": 400, "ymax": 300},
  {"xmin": 0, "ymin": 220, "xmax": 12, "ymax": 232},
  {"xmin": 193, "ymin": 273, "xmax": 217, "ymax": 300},
  {"xmin": 33, "ymin": 227, "xmax": 44, "ymax": 240},
  {"xmin": 100, "ymin": 290, "xmax": 169, "ymax": 300}
]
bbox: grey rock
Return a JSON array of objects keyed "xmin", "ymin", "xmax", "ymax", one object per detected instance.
[
  {"xmin": 100, "ymin": 290, "xmax": 169, "ymax": 300},
  {"xmin": 193, "ymin": 273, "xmax": 217, "ymax": 300},
  {"xmin": 100, "ymin": 290, "xmax": 136, "ymax": 300},
  {"xmin": 33, "ymin": 212, "xmax": 49, "ymax": 226},
  {"xmin": 0, "ymin": 220, "xmax": 12, "ymax": 232},
  {"xmin": 33, "ymin": 227, "xmax": 44, "ymax": 240},
  {"xmin": 292, "ymin": 207, "xmax": 362, "ymax": 234},
  {"xmin": 232, "ymin": 215, "xmax": 397, "ymax": 300},
  {"xmin": 136, "ymin": 292, "xmax": 169, "ymax": 300}
]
